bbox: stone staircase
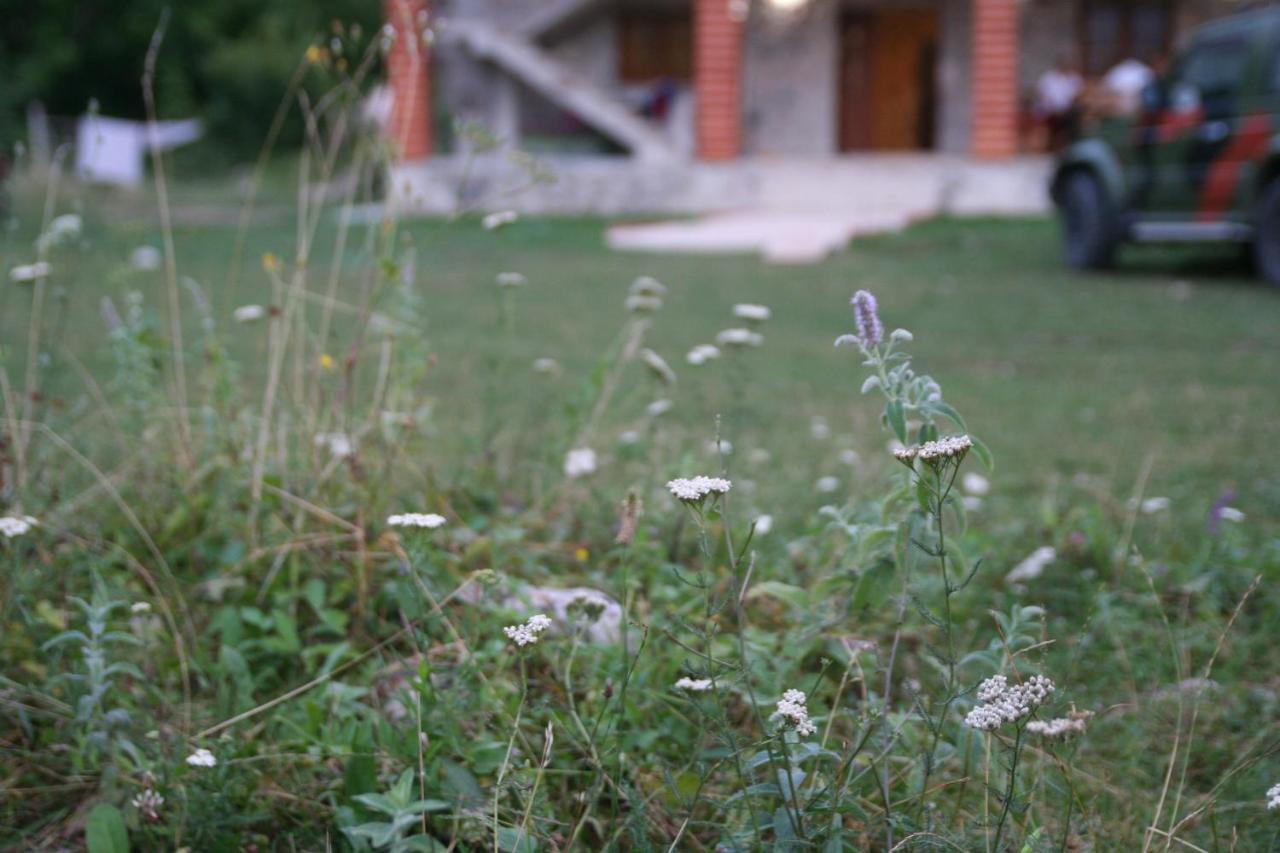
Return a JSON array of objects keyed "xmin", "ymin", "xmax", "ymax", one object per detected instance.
[{"xmin": 441, "ymin": 18, "xmax": 676, "ymax": 162}]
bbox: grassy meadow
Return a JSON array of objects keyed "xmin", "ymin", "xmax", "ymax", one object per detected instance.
[{"xmin": 1, "ymin": 163, "xmax": 1279, "ymax": 851}]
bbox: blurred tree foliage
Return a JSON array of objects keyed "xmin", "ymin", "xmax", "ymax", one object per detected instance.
[{"xmin": 0, "ymin": 0, "xmax": 381, "ymax": 163}]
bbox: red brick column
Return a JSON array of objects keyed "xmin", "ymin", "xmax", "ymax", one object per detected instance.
[
  {"xmin": 970, "ymin": 0, "xmax": 1019, "ymax": 159},
  {"xmin": 386, "ymin": 0, "xmax": 432, "ymax": 161},
  {"xmin": 694, "ymin": 0, "xmax": 743, "ymax": 161}
]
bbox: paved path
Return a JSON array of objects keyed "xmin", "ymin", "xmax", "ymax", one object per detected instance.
[{"xmin": 606, "ymin": 156, "xmax": 1054, "ymax": 263}]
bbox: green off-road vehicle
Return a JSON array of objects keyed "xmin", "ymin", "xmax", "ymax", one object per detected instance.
[{"xmin": 1052, "ymin": 6, "xmax": 1280, "ymax": 283}]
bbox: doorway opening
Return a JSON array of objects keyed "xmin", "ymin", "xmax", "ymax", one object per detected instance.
[{"xmin": 839, "ymin": 8, "xmax": 939, "ymax": 151}]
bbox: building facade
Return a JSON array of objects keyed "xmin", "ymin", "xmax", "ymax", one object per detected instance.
[{"xmin": 383, "ymin": 0, "xmax": 1250, "ymax": 211}]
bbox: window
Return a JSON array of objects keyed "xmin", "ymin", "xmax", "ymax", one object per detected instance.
[
  {"xmin": 1082, "ymin": 0, "xmax": 1174, "ymax": 76},
  {"xmin": 1175, "ymin": 38, "xmax": 1249, "ymax": 96},
  {"xmin": 617, "ymin": 12, "xmax": 692, "ymax": 83}
]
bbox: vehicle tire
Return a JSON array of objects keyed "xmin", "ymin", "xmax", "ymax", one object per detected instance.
[
  {"xmin": 1059, "ymin": 170, "xmax": 1118, "ymax": 271},
  {"xmin": 1251, "ymin": 180, "xmax": 1280, "ymax": 285}
]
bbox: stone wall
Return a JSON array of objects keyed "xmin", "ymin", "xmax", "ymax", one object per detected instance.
[{"xmin": 743, "ymin": 1, "xmax": 839, "ymax": 156}]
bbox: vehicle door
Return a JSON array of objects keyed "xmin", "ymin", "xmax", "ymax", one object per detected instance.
[{"xmin": 1141, "ymin": 31, "xmax": 1256, "ymax": 215}]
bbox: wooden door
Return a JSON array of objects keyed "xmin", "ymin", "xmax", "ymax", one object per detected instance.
[{"xmin": 839, "ymin": 8, "xmax": 939, "ymax": 151}]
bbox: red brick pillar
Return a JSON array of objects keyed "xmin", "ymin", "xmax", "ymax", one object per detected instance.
[
  {"xmin": 386, "ymin": 0, "xmax": 432, "ymax": 161},
  {"xmin": 970, "ymin": 0, "xmax": 1019, "ymax": 159},
  {"xmin": 694, "ymin": 0, "xmax": 743, "ymax": 161}
]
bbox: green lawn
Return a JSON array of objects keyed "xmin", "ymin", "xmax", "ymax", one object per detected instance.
[
  {"xmin": 4, "ymin": 194, "xmax": 1277, "ymax": 532},
  {"xmin": 3, "ymin": 179, "xmax": 1279, "ymax": 850}
]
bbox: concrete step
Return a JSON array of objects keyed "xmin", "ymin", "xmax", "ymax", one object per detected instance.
[{"xmin": 442, "ymin": 19, "xmax": 676, "ymax": 162}]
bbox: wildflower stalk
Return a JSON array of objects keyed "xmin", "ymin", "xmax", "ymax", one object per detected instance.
[
  {"xmin": 992, "ymin": 725, "xmax": 1026, "ymax": 850},
  {"xmin": 917, "ymin": 461, "xmax": 964, "ymax": 822}
]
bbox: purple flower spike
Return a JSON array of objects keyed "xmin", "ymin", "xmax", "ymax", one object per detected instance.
[{"xmin": 851, "ymin": 290, "xmax": 883, "ymax": 347}]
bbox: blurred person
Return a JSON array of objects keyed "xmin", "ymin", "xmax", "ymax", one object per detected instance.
[
  {"xmin": 1102, "ymin": 55, "xmax": 1156, "ymax": 115},
  {"xmin": 1033, "ymin": 55, "xmax": 1083, "ymax": 150}
]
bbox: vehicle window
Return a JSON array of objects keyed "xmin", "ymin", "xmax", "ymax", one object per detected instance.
[{"xmin": 1169, "ymin": 37, "xmax": 1250, "ymax": 104}]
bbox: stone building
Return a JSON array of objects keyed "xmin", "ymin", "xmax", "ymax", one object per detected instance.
[{"xmin": 382, "ymin": 0, "xmax": 1252, "ymax": 214}]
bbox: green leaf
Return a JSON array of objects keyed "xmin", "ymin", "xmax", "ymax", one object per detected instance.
[
  {"xmin": 927, "ymin": 400, "xmax": 967, "ymax": 432},
  {"xmin": 85, "ymin": 804, "xmax": 129, "ymax": 853},
  {"xmin": 969, "ymin": 435, "xmax": 994, "ymax": 471},
  {"xmin": 496, "ymin": 826, "xmax": 539, "ymax": 853},
  {"xmin": 745, "ymin": 581, "xmax": 809, "ymax": 611},
  {"xmin": 853, "ymin": 561, "xmax": 895, "ymax": 611},
  {"xmin": 885, "ymin": 400, "xmax": 907, "ymax": 443}
]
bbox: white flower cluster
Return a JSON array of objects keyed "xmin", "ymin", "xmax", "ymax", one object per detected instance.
[
  {"xmin": 233, "ymin": 304, "xmax": 266, "ymax": 323},
  {"xmin": 716, "ymin": 328, "xmax": 764, "ymax": 348},
  {"xmin": 496, "ymin": 272, "xmax": 527, "ymax": 288},
  {"xmin": 640, "ymin": 349, "xmax": 677, "ymax": 385},
  {"xmin": 773, "ymin": 689, "xmax": 817, "ymax": 737},
  {"xmin": 504, "ymin": 613, "xmax": 553, "ymax": 647},
  {"xmin": 964, "ymin": 674, "xmax": 1056, "ymax": 732},
  {"xmin": 674, "ymin": 677, "xmax": 714, "ymax": 692},
  {"xmin": 532, "ymin": 357, "xmax": 560, "ymax": 375},
  {"xmin": 1267, "ymin": 782, "xmax": 1280, "ymax": 810},
  {"xmin": 482, "ymin": 210, "xmax": 518, "ymax": 230},
  {"xmin": 564, "ymin": 447, "xmax": 598, "ymax": 478},
  {"xmin": 646, "ymin": 398, "xmax": 673, "ymax": 417},
  {"xmin": 630, "ymin": 276, "xmax": 667, "ymax": 298},
  {"xmin": 10, "ymin": 261, "xmax": 52, "ymax": 283},
  {"xmin": 732, "ymin": 303, "xmax": 771, "ymax": 322},
  {"xmin": 893, "ymin": 435, "xmax": 973, "ymax": 465},
  {"xmin": 0, "ymin": 515, "xmax": 37, "ymax": 539},
  {"xmin": 667, "ymin": 476, "xmax": 732, "ymax": 503},
  {"xmin": 1026, "ymin": 711, "xmax": 1092, "ymax": 738},
  {"xmin": 131, "ymin": 788, "xmax": 164, "ymax": 821},
  {"xmin": 387, "ymin": 512, "xmax": 447, "ymax": 529},
  {"xmin": 686, "ymin": 344, "xmax": 721, "ymax": 365},
  {"xmin": 315, "ymin": 431, "xmax": 354, "ymax": 458},
  {"xmin": 186, "ymin": 748, "xmax": 217, "ymax": 768}
]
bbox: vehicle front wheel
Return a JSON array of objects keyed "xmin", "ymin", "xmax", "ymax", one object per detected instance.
[
  {"xmin": 1251, "ymin": 179, "xmax": 1280, "ymax": 285},
  {"xmin": 1059, "ymin": 170, "xmax": 1118, "ymax": 271}
]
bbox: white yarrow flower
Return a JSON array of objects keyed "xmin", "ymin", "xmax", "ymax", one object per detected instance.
[
  {"xmin": 131, "ymin": 788, "xmax": 164, "ymax": 820},
  {"xmin": 532, "ymin": 357, "xmax": 561, "ymax": 375},
  {"xmin": 686, "ymin": 344, "xmax": 721, "ymax": 365},
  {"xmin": 640, "ymin": 349, "xmax": 677, "ymax": 385},
  {"xmin": 186, "ymin": 748, "xmax": 217, "ymax": 768},
  {"xmin": 1218, "ymin": 506, "xmax": 1245, "ymax": 523},
  {"xmin": 0, "ymin": 515, "xmax": 38, "ymax": 539},
  {"xmin": 753, "ymin": 514, "xmax": 773, "ymax": 535},
  {"xmin": 629, "ymin": 276, "xmax": 667, "ymax": 298},
  {"xmin": 314, "ymin": 432, "xmax": 354, "ymax": 458},
  {"xmin": 496, "ymin": 271, "xmax": 527, "ymax": 288},
  {"xmin": 37, "ymin": 213, "xmax": 82, "ymax": 253},
  {"xmin": 674, "ymin": 677, "xmax": 714, "ymax": 692},
  {"xmin": 387, "ymin": 512, "xmax": 447, "ymax": 529},
  {"xmin": 482, "ymin": 210, "xmax": 518, "ymax": 230},
  {"xmin": 233, "ymin": 304, "xmax": 266, "ymax": 323},
  {"xmin": 1005, "ymin": 546, "xmax": 1055, "ymax": 584},
  {"xmin": 773, "ymin": 688, "xmax": 817, "ymax": 737},
  {"xmin": 646, "ymin": 398, "xmax": 673, "ymax": 417},
  {"xmin": 564, "ymin": 447, "xmax": 598, "ymax": 478},
  {"xmin": 667, "ymin": 476, "xmax": 732, "ymax": 503},
  {"xmin": 715, "ymin": 328, "xmax": 764, "ymax": 348},
  {"xmin": 1267, "ymin": 782, "xmax": 1280, "ymax": 810},
  {"xmin": 815, "ymin": 476, "xmax": 840, "ymax": 494},
  {"xmin": 9, "ymin": 262, "xmax": 52, "ymax": 283},
  {"xmin": 1140, "ymin": 496, "xmax": 1171, "ymax": 514},
  {"xmin": 130, "ymin": 245, "xmax": 162, "ymax": 271},
  {"xmin": 504, "ymin": 613, "xmax": 553, "ymax": 647},
  {"xmin": 964, "ymin": 674, "xmax": 1056, "ymax": 732},
  {"xmin": 732, "ymin": 303, "xmax": 771, "ymax": 322},
  {"xmin": 1026, "ymin": 711, "xmax": 1092, "ymax": 738},
  {"xmin": 130, "ymin": 602, "xmax": 152, "ymax": 614}
]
